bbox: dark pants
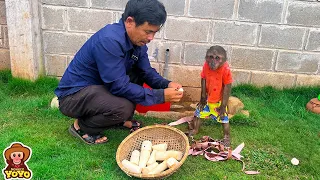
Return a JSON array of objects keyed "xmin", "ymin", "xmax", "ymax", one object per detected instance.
[{"xmin": 59, "ymin": 65, "xmax": 144, "ymax": 135}]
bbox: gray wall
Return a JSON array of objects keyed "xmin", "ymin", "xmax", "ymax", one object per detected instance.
[
  {"xmin": 0, "ymin": 0, "xmax": 10, "ymax": 69},
  {"xmin": 4, "ymin": 0, "xmax": 320, "ymax": 100}
]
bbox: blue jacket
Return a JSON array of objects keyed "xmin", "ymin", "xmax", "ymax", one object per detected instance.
[{"xmin": 54, "ymin": 19, "xmax": 170, "ymax": 106}]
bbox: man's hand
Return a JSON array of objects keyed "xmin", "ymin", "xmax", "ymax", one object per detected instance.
[
  {"xmin": 168, "ymin": 82, "xmax": 182, "ymax": 89},
  {"xmin": 164, "ymin": 88, "xmax": 183, "ymax": 102}
]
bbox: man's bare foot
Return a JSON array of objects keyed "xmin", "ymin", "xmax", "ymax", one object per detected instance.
[{"xmin": 73, "ymin": 120, "xmax": 107, "ymax": 144}]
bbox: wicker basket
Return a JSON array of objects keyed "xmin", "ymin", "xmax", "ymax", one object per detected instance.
[{"xmin": 116, "ymin": 125, "xmax": 190, "ymax": 179}]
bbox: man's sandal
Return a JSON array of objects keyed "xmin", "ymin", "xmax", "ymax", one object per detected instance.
[
  {"xmin": 68, "ymin": 125, "xmax": 108, "ymax": 145},
  {"xmin": 129, "ymin": 120, "xmax": 142, "ymax": 133}
]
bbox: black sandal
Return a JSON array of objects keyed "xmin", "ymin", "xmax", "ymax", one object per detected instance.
[
  {"xmin": 130, "ymin": 120, "xmax": 143, "ymax": 128},
  {"xmin": 68, "ymin": 125, "xmax": 108, "ymax": 145},
  {"xmin": 128, "ymin": 120, "xmax": 142, "ymax": 133},
  {"xmin": 129, "ymin": 126, "xmax": 140, "ymax": 133}
]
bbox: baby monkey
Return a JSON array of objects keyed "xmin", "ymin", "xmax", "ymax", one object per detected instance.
[{"xmin": 188, "ymin": 45, "xmax": 232, "ymax": 147}]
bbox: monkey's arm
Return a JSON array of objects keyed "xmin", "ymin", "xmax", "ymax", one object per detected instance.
[
  {"xmin": 197, "ymin": 78, "xmax": 207, "ymax": 111},
  {"xmin": 220, "ymin": 83, "xmax": 232, "ymax": 116}
]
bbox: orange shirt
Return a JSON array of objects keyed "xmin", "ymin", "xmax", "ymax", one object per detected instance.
[{"xmin": 201, "ymin": 62, "xmax": 233, "ymax": 103}]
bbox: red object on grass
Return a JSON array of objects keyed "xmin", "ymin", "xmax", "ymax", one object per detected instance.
[{"xmin": 135, "ymin": 83, "xmax": 171, "ymax": 113}]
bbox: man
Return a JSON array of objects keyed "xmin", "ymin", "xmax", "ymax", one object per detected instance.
[{"xmin": 55, "ymin": 0, "xmax": 183, "ymax": 145}]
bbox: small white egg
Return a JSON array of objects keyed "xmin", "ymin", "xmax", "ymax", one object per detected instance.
[
  {"xmin": 178, "ymin": 88, "xmax": 184, "ymax": 92},
  {"xmin": 291, "ymin": 158, "xmax": 299, "ymax": 165}
]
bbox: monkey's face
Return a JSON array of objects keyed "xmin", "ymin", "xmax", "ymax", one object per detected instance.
[
  {"xmin": 205, "ymin": 52, "xmax": 225, "ymax": 70},
  {"xmin": 10, "ymin": 152, "xmax": 24, "ymax": 164}
]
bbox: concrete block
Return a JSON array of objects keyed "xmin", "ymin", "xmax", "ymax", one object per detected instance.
[
  {"xmin": 259, "ymin": 25, "xmax": 306, "ymax": 50},
  {"xmin": 67, "ymin": 56, "xmax": 74, "ymax": 65},
  {"xmin": 91, "ymin": 0, "xmax": 128, "ymax": 10},
  {"xmin": 0, "ymin": 1, "xmax": 6, "ymax": 24},
  {"xmin": 145, "ymin": 111, "xmax": 185, "ymax": 120},
  {"xmin": 113, "ymin": 12, "xmax": 123, "ymax": 23},
  {"xmin": 159, "ymin": 0, "xmax": 185, "ymax": 16},
  {"xmin": 306, "ymin": 30, "xmax": 320, "ymax": 52},
  {"xmin": 286, "ymin": 1, "xmax": 320, "ymax": 27},
  {"xmin": 296, "ymin": 74, "xmax": 320, "ymax": 86},
  {"xmin": 251, "ymin": 71, "xmax": 295, "ymax": 88},
  {"xmin": 181, "ymin": 87, "xmax": 201, "ymax": 102},
  {"xmin": 43, "ymin": 32, "xmax": 87, "ymax": 55},
  {"xmin": 0, "ymin": 49, "xmax": 10, "ymax": 70},
  {"xmin": 238, "ymin": 0, "xmax": 283, "ymax": 23},
  {"xmin": 231, "ymin": 47, "xmax": 275, "ymax": 71},
  {"xmin": 150, "ymin": 62, "xmax": 161, "ymax": 73},
  {"xmin": 147, "ymin": 40, "xmax": 183, "ymax": 64},
  {"xmin": 184, "ymin": 43, "xmax": 232, "ymax": 66},
  {"xmin": 42, "ymin": 6, "xmax": 65, "ymax": 30},
  {"xmin": 231, "ymin": 69, "xmax": 251, "ymax": 85},
  {"xmin": 164, "ymin": 17, "xmax": 210, "ymax": 42},
  {"xmin": 6, "ymin": 0, "xmax": 42, "ymax": 80},
  {"xmin": 213, "ymin": 21, "xmax": 258, "ymax": 46},
  {"xmin": 68, "ymin": 9, "xmax": 113, "ymax": 33},
  {"xmin": 2, "ymin": 25, "xmax": 8, "ymax": 48},
  {"xmin": 147, "ymin": 40, "xmax": 159, "ymax": 62},
  {"xmin": 276, "ymin": 51, "xmax": 319, "ymax": 74},
  {"xmin": 189, "ymin": 0, "xmax": 234, "ymax": 19},
  {"xmin": 154, "ymin": 28, "xmax": 162, "ymax": 39},
  {"xmin": 166, "ymin": 64, "xmax": 202, "ymax": 87},
  {"xmin": 45, "ymin": 55, "xmax": 67, "ymax": 76},
  {"xmin": 42, "ymin": 0, "xmax": 87, "ymax": 7},
  {"xmin": 184, "ymin": 43, "xmax": 212, "ymax": 65}
]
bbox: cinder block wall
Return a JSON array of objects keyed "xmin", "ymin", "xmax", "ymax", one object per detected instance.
[
  {"xmin": 38, "ymin": 0, "xmax": 320, "ymax": 100},
  {"xmin": 0, "ymin": 0, "xmax": 10, "ymax": 70}
]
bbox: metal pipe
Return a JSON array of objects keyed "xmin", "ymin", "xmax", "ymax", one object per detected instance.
[{"xmin": 163, "ymin": 49, "xmax": 170, "ymax": 79}]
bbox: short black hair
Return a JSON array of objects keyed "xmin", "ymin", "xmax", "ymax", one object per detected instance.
[
  {"xmin": 122, "ymin": 0, "xmax": 167, "ymax": 27},
  {"xmin": 207, "ymin": 45, "xmax": 227, "ymax": 60}
]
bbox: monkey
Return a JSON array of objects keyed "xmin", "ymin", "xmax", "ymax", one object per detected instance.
[
  {"xmin": 3, "ymin": 143, "xmax": 32, "ymax": 179},
  {"xmin": 187, "ymin": 45, "xmax": 232, "ymax": 147}
]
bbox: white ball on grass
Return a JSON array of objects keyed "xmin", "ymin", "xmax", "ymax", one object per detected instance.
[
  {"xmin": 291, "ymin": 158, "xmax": 299, "ymax": 165},
  {"xmin": 50, "ymin": 96, "xmax": 59, "ymax": 108}
]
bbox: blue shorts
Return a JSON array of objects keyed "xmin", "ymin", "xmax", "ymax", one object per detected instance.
[{"xmin": 194, "ymin": 102, "xmax": 229, "ymax": 123}]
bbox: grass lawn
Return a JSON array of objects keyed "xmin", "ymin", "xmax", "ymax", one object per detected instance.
[{"xmin": 0, "ymin": 70, "xmax": 319, "ymax": 179}]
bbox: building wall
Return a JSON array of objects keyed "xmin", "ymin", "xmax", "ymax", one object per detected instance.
[
  {"xmin": 4, "ymin": 0, "xmax": 320, "ymax": 100},
  {"xmin": 0, "ymin": 0, "xmax": 10, "ymax": 70}
]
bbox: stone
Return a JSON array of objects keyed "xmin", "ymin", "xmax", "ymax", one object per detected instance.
[
  {"xmin": 227, "ymin": 97, "xmax": 244, "ymax": 115},
  {"xmin": 145, "ymin": 111, "xmax": 181, "ymax": 120},
  {"xmin": 240, "ymin": 110, "xmax": 250, "ymax": 117},
  {"xmin": 145, "ymin": 111, "xmax": 193, "ymax": 120},
  {"xmin": 170, "ymin": 105, "xmax": 184, "ymax": 110}
]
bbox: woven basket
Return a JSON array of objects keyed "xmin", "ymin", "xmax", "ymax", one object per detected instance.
[{"xmin": 116, "ymin": 125, "xmax": 190, "ymax": 179}]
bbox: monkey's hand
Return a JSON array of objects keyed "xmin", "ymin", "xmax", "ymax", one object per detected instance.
[
  {"xmin": 197, "ymin": 97, "xmax": 207, "ymax": 111},
  {"xmin": 218, "ymin": 105, "xmax": 227, "ymax": 120}
]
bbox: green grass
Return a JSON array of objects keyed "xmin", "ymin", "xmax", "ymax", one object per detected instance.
[{"xmin": 0, "ymin": 70, "xmax": 319, "ymax": 179}]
